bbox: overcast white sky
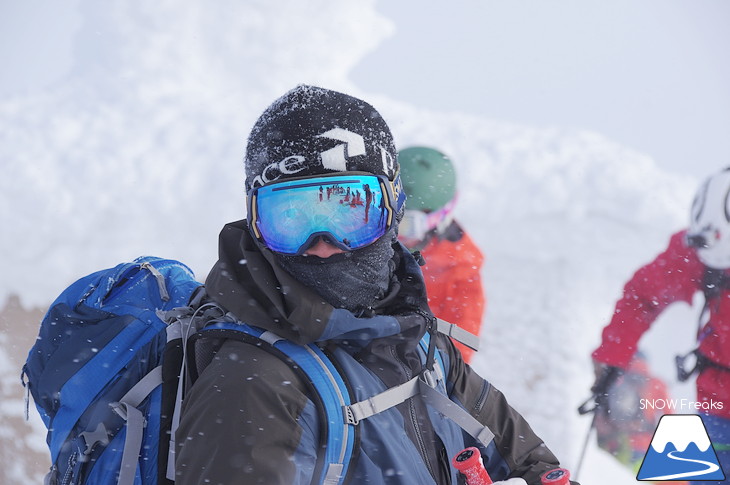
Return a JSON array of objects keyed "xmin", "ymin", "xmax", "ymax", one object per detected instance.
[
  {"xmin": 353, "ymin": 0, "xmax": 730, "ymax": 178},
  {"xmin": 0, "ymin": 3, "xmax": 75, "ymax": 94}
]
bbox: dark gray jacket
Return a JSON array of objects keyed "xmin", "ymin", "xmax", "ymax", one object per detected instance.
[{"xmin": 175, "ymin": 220, "xmax": 577, "ymax": 484}]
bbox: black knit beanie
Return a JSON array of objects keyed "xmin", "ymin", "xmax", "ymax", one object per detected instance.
[{"xmin": 244, "ymin": 85, "xmax": 398, "ymax": 191}]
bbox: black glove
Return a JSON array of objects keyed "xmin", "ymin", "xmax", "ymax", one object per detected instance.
[
  {"xmin": 592, "ymin": 363, "xmax": 623, "ymax": 396},
  {"xmin": 577, "ymin": 363, "xmax": 623, "ymax": 415}
]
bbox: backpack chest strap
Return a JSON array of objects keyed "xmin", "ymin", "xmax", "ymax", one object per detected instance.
[
  {"xmin": 343, "ymin": 371, "xmax": 495, "ymax": 448},
  {"xmin": 344, "ymin": 375, "xmax": 421, "ymax": 425}
]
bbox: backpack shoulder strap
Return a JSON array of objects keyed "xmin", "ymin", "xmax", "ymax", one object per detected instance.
[
  {"xmin": 701, "ymin": 266, "xmax": 730, "ymax": 302},
  {"xmin": 435, "ymin": 318, "xmax": 480, "ymax": 352},
  {"xmin": 190, "ymin": 321, "xmax": 355, "ymax": 485},
  {"xmin": 696, "ymin": 266, "xmax": 730, "ymax": 341},
  {"xmin": 345, "ymin": 330, "xmax": 495, "ymax": 448}
]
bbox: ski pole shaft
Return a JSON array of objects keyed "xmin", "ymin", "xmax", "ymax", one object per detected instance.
[
  {"xmin": 452, "ymin": 447, "xmax": 493, "ymax": 484},
  {"xmin": 574, "ymin": 410, "xmax": 596, "ymax": 481}
]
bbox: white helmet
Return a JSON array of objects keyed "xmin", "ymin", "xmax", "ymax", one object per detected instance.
[{"xmin": 687, "ymin": 168, "xmax": 730, "ymax": 269}]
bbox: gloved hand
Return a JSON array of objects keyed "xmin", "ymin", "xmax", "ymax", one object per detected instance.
[
  {"xmin": 492, "ymin": 479, "xmax": 527, "ymax": 485},
  {"xmin": 591, "ymin": 362, "xmax": 622, "ymax": 398},
  {"xmin": 577, "ymin": 361, "xmax": 623, "ymax": 415}
]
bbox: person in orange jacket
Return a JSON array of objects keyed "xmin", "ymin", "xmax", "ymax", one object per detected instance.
[{"xmin": 397, "ymin": 146, "xmax": 486, "ymax": 362}]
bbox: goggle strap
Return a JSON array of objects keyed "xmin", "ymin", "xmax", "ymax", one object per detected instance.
[{"xmin": 249, "ymin": 194, "xmax": 261, "ymax": 239}]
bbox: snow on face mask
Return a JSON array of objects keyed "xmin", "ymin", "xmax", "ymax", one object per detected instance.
[{"xmin": 687, "ymin": 169, "xmax": 730, "ymax": 269}]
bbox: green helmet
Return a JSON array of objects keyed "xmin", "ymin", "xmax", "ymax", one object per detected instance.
[{"xmin": 397, "ymin": 146, "xmax": 457, "ymax": 211}]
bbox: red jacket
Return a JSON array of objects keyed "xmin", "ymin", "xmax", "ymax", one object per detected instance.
[
  {"xmin": 419, "ymin": 224, "xmax": 486, "ymax": 363},
  {"xmin": 593, "ymin": 230, "xmax": 730, "ymax": 417}
]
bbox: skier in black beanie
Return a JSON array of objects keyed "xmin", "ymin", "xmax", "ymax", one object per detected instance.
[
  {"xmin": 244, "ymin": 85, "xmax": 402, "ymax": 314},
  {"xmin": 175, "ymin": 85, "xmax": 578, "ymax": 485}
]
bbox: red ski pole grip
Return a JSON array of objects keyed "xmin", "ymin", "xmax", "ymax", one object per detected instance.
[
  {"xmin": 540, "ymin": 468, "xmax": 571, "ymax": 485},
  {"xmin": 452, "ymin": 447, "xmax": 493, "ymax": 485}
]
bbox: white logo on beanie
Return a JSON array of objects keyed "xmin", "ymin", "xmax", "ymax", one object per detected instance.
[
  {"xmin": 380, "ymin": 146, "xmax": 395, "ymax": 178},
  {"xmin": 249, "ymin": 128, "xmax": 396, "ymax": 189},
  {"xmin": 250, "ymin": 156, "xmax": 308, "ymax": 188},
  {"xmin": 317, "ymin": 128, "xmax": 366, "ymax": 171}
]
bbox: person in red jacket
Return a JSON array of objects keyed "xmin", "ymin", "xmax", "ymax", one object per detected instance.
[
  {"xmin": 591, "ymin": 167, "xmax": 730, "ymax": 484},
  {"xmin": 397, "ymin": 146, "xmax": 485, "ymax": 363}
]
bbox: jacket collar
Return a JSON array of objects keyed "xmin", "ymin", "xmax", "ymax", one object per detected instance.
[{"xmin": 205, "ymin": 220, "xmax": 431, "ymax": 346}]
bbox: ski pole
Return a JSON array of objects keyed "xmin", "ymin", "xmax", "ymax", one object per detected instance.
[
  {"xmin": 452, "ymin": 447, "xmax": 493, "ymax": 484},
  {"xmin": 574, "ymin": 365, "xmax": 621, "ymax": 481},
  {"xmin": 574, "ymin": 410, "xmax": 596, "ymax": 481}
]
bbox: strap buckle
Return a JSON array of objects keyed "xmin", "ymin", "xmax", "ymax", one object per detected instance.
[
  {"xmin": 421, "ymin": 369, "xmax": 437, "ymax": 389},
  {"xmin": 344, "ymin": 406, "xmax": 359, "ymax": 426},
  {"xmin": 676, "ymin": 349, "xmax": 700, "ymax": 382},
  {"xmin": 77, "ymin": 422, "xmax": 110, "ymax": 460}
]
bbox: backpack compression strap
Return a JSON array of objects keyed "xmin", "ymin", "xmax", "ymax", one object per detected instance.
[
  {"xmin": 343, "ymin": 330, "xmax": 494, "ymax": 448},
  {"xmin": 107, "ymin": 366, "xmax": 164, "ymax": 485}
]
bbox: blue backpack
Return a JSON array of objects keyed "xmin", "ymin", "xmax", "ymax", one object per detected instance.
[
  {"xmin": 23, "ymin": 256, "xmax": 487, "ymax": 485},
  {"xmin": 23, "ymin": 257, "xmax": 199, "ymax": 485}
]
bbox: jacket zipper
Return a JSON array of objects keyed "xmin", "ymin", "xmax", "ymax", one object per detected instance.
[
  {"xmin": 473, "ymin": 380, "xmax": 491, "ymax": 415},
  {"xmin": 390, "ymin": 345, "xmax": 436, "ymax": 480}
]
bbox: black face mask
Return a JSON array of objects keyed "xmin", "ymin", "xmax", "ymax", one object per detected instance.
[{"xmin": 274, "ymin": 229, "xmax": 397, "ymax": 315}]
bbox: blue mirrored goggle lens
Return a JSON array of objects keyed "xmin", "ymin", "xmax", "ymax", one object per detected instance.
[{"xmin": 253, "ymin": 175, "xmax": 392, "ymax": 254}]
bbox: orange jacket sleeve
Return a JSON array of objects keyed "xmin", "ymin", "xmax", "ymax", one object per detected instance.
[{"xmin": 420, "ymin": 230, "xmax": 486, "ymax": 362}]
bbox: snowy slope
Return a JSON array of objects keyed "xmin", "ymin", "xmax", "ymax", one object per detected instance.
[{"xmin": 1, "ymin": 1, "xmax": 699, "ymax": 483}]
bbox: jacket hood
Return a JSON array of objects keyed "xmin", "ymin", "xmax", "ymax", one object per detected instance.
[{"xmin": 205, "ymin": 220, "xmax": 432, "ymax": 346}]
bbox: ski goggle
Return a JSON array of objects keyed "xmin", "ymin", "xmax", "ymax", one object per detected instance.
[
  {"xmin": 248, "ymin": 171, "xmax": 406, "ymax": 255},
  {"xmin": 398, "ymin": 197, "xmax": 457, "ymax": 244}
]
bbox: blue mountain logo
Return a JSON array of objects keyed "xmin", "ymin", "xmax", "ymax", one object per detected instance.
[{"xmin": 637, "ymin": 414, "xmax": 725, "ymax": 481}]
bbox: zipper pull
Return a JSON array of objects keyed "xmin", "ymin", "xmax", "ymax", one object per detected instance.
[
  {"xmin": 20, "ymin": 366, "xmax": 30, "ymax": 421},
  {"xmin": 140, "ymin": 261, "xmax": 170, "ymax": 301}
]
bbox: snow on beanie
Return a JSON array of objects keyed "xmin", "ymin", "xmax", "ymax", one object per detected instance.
[{"xmin": 244, "ymin": 84, "xmax": 398, "ymax": 192}]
